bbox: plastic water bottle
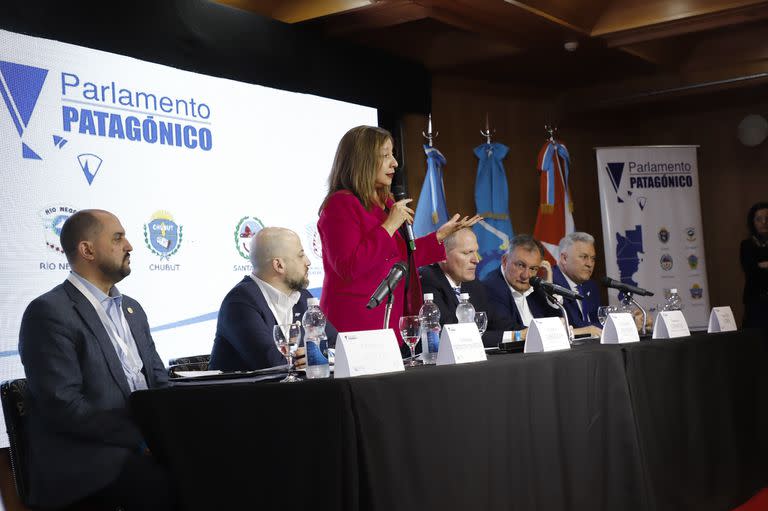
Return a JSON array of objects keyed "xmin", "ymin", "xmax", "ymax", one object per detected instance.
[
  {"xmin": 455, "ymin": 293, "xmax": 475, "ymax": 323},
  {"xmin": 302, "ymin": 298, "xmax": 329, "ymax": 379},
  {"xmin": 663, "ymin": 288, "xmax": 683, "ymax": 312},
  {"xmin": 419, "ymin": 293, "xmax": 441, "ymax": 364}
]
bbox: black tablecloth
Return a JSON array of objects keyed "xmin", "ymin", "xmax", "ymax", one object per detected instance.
[
  {"xmin": 130, "ymin": 329, "xmax": 767, "ymax": 511},
  {"xmin": 622, "ymin": 330, "xmax": 768, "ymax": 511}
]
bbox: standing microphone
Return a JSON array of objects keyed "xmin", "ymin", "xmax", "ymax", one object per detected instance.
[
  {"xmin": 529, "ymin": 276, "xmax": 584, "ymax": 300},
  {"xmin": 367, "ymin": 262, "xmax": 408, "ymax": 309},
  {"xmin": 601, "ymin": 277, "xmax": 654, "ymax": 297},
  {"xmin": 391, "ymin": 184, "xmax": 416, "ymax": 251}
]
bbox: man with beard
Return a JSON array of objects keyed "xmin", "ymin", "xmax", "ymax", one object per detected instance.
[
  {"xmin": 18, "ymin": 209, "xmax": 175, "ymax": 510},
  {"xmin": 210, "ymin": 227, "xmax": 337, "ymax": 371}
]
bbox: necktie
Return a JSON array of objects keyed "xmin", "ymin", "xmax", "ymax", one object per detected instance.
[
  {"xmin": 576, "ymin": 284, "xmax": 586, "ymax": 320},
  {"xmin": 453, "ymin": 286, "xmax": 462, "ymax": 299}
]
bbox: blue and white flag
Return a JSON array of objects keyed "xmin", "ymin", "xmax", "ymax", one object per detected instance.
[
  {"xmin": 413, "ymin": 145, "xmax": 449, "ymax": 237},
  {"xmin": 472, "ymin": 142, "xmax": 514, "ymax": 280}
]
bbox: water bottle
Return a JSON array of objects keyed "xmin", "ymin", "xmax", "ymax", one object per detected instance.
[
  {"xmin": 302, "ymin": 298, "xmax": 330, "ymax": 379},
  {"xmin": 419, "ymin": 293, "xmax": 441, "ymax": 365},
  {"xmin": 663, "ymin": 288, "xmax": 683, "ymax": 312},
  {"xmin": 455, "ymin": 293, "xmax": 476, "ymax": 323}
]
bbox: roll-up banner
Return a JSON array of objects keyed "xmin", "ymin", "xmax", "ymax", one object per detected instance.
[{"xmin": 596, "ymin": 146, "xmax": 710, "ymax": 329}]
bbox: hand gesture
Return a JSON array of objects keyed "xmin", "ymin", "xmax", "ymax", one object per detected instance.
[
  {"xmin": 436, "ymin": 214, "xmax": 483, "ymax": 243},
  {"xmin": 539, "ymin": 259, "xmax": 553, "ymax": 283},
  {"xmin": 382, "ymin": 198, "xmax": 414, "ymax": 236}
]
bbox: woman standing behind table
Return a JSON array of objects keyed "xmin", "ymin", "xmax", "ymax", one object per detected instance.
[
  {"xmin": 318, "ymin": 125, "xmax": 480, "ymax": 345},
  {"xmin": 740, "ymin": 201, "xmax": 768, "ymax": 329}
]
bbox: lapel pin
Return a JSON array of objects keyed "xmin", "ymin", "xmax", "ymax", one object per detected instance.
[{"xmin": 127, "ymin": 307, "xmax": 134, "ymax": 314}]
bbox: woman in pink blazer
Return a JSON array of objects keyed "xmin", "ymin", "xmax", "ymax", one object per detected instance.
[{"xmin": 318, "ymin": 125, "xmax": 480, "ymax": 345}]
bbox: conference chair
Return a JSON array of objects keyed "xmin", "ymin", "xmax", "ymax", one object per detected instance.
[
  {"xmin": 1, "ymin": 378, "xmax": 30, "ymax": 506},
  {"xmin": 167, "ymin": 354, "xmax": 211, "ymax": 378},
  {"xmin": 168, "ymin": 354, "xmax": 211, "ymax": 367}
]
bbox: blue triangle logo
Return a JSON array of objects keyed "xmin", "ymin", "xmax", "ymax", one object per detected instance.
[
  {"xmin": 605, "ymin": 162, "xmax": 625, "ymax": 193},
  {"xmin": 0, "ymin": 61, "xmax": 48, "ymax": 132},
  {"xmin": 22, "ymin": 142, "xmax": 42, "ymax": 160},
  {"xmin": 52, "ymin": 135, "xmax": 68, "ymax": 148}
]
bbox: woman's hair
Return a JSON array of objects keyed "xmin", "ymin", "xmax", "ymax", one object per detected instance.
[
  {"xmin": 320, "ymin": 125, "xmax": 393, "ymax": 212},
  {"xmin": 747, "ymin": 201, "xmax": 768, "ymax": 237}
]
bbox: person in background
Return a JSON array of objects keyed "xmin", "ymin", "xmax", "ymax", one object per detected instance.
[
  {"xmin": 317, "ymin": 125, "xmax": 480, "ymax": 349},
  {"xmin": 553, "ymin": 232, "xmax": 603, "ymax": 337},
  {"xmin": 482, "ymin": 234, "xmax": 559, "ymax": 338},
  {"xmin": 18, "ymin": 210, "xmax": 175, "ymax": 511},
  {"xmin": 209, "ymin": 227, "xmax": 336, "ymax": 371},
  {"xmin": 419, "ymin": 228, "xmax": 519, "ymax": 347},
  {"xmin": 740, "ymin": 201, "xmax": 768, "ymax": 329}
]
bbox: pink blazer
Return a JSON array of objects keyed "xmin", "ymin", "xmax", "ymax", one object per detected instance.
[{"xmin": 318, "ymin": 191, "xmax": 446, "ymax": 339}]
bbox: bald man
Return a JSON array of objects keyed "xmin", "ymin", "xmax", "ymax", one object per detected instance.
[{"xmin": 209, "ymin": 227, "xmax": 337, "ymax": 371}]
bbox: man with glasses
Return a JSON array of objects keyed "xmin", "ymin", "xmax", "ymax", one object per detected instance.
[
  {"xmin": 483, "ymin": 234, "xmax": 560, "ymax": 336},
  {"xmin": 554, "ymin": 232, "xmax": 603, "ymax": 336}
]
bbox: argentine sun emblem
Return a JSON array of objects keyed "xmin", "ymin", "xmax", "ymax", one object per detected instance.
[{"xmin": 144, "ymin": 210, "xmax": 183, "ymax": 260}]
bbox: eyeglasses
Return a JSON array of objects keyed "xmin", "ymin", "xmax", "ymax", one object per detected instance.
[{"xmin": 511, "ymin": 260, "xmax": 540, "ymax": 274}]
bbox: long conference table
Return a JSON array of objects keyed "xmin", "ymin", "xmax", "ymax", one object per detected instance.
[{"xmin": 130, "ymin": 329, "xmax": 768, "ymax": 511}]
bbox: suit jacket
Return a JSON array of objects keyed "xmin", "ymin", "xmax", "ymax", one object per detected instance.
[
  {"xmin": 209, "ymin": 276, "xmax": 338, "ymax": 372},
  {"xmin": 552, "ymin": 265, "xmax": 602, "ymax": 328},
  {"xmin": 18, "ymin": 280, "xmax": 168, "ymax": 510},
  {"xmin": 418, "ymin": 264, "xmax": 519, "ymax": 347},
  {"xmin": 317, "ymin": 191, "xmax": 445, "ymax": 338},
  {"xmin": 481, "ymin": 267, "xmax": 560, "ymax": 326}
]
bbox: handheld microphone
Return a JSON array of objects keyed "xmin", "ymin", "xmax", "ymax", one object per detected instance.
[
  {"xmin": 391, "ymin": 185, "xmax": 416, "ymax": 251},
  {"xmin": 529, "ymin": 276, "xmax": 584, "ymax": 300},
  {"xmin": 366, "ymin": 262, "xmax": 408, "ymax": 309},
  {"xmin": 601, "ymin": 277, "xmax": 654, "ymax": 297}
]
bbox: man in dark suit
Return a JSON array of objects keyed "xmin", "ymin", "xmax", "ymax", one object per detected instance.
[
  {"xmin": 18, "ymin": 209, "xmax": 175, "ymax": 510},
  {"xmin": 419, "ymin": 228, "xmax": 518, "ymax": 347},
  {"xmin": 482, "ymin": 234, "xmax": 560, "ymax": 337},
  {"xmin": 210, "ymin": 227, "xmax": 337, "ymax": 371},
  {"xmin": 553, "ymin": 232, "xmax": 603, "ymax": 336}
]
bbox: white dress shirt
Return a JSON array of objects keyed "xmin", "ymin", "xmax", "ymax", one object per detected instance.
[{"xmin": 251, "ymin": 274, "xmax": 301, "ymax": 325}]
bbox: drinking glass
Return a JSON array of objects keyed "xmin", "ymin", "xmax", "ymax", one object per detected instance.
[
  {"xmin": 597, "ymin": 305, "xmax": 616, "ymax": 326},
  {"xmin": 474, "ymin": 311, "xmax": 488, "ymax": 335},
  {"xmin": 399, "ymin": 315, "xmax": 422, "ymax": 367},
  {"xmin": 273, "ymin": 322, "xmax": 302, "ymax": 382}
]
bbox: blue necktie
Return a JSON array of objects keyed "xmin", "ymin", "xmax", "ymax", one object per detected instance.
[
  {"xmin": 453, "ymin": 286, "xmax": 462, "ymax": 300},
  {"xmin": 576, "ymin": 284, "xmax": 587, "ymax": 320}
]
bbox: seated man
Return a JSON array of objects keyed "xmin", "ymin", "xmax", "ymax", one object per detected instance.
[
  {"xmin": 553, "ymin": 232, "xmax": 603, "ymax": 336},
  {"xmin": 419, "ymin": 228, "xmax": 519, "ymax": 347},
  {"xmin": 210, "ymin": 227, "xmax": 337, "ymax": 371},
  {"xmin": 482, "ymin": 234, "xmax": 560, "ymax": 336},
  {"xmin": 18, "ymin": 209, "xmax": 175, "ymax": 511}
]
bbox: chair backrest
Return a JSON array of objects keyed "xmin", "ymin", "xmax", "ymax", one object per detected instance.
[
  {"xmin": 167, "ymin": 354, "xmax": 210, "ymax": 367},
  {"xmin": 168, "ymin": 361, "xmax": 211, "ymax": 378},
  {"xmin": 1, "ymin": 378, "xmax": 29, "ymax": 505},
  {"xmin": 167, "ymin": 354, "xmax": 211, "ymax": 378}
]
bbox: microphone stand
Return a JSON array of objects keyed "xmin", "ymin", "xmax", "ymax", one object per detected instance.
[
  {"xmin": 543, "ymin": 291, "xmax": 574, "ymax": 345},
  {"xmin": 625, "ymin": 292, "xmax": 648, "ymax": 336},
  {"xmin": 383, "ymin": 284, "xmax": 395, "ymax": 330}
]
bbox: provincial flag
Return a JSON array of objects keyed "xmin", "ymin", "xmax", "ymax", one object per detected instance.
[
  {"xmin": 413, "ymin": 145, "xmax": 449, "ymax": 237},
  {"xmin": 472, "ymin": 142, "xmax": 514, "ymax": 279},
  {"xmin": 533, "ymin": 138, "xmax": 574, "ymax": 265}
]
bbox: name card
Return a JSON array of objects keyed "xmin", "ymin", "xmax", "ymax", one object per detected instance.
[
  {"xmin": 524, "ymin": 317, "xmax": 570, "ymax": 353},
  {"xmin": 333, "ymin": 329, "xmax": 405, "ymax": 378},
  {"xmin": 436, "ymin": 323, "xmax": 487, "ymax": 365},
  {"xmin": 600, "ymin": 313, "xmax": 640, "ymax": 344},
  {"xmin": 652, "ymin": 310, "xmax": 691, "ymax": 339},
  {"xmin": 707, "ymin": 306, "xmax": 737, "ymax": 333}
]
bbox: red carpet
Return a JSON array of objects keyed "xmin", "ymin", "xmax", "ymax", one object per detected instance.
[{"xmin": 734, "ymin": 489, "xmax": 768, "ymax": 511}]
